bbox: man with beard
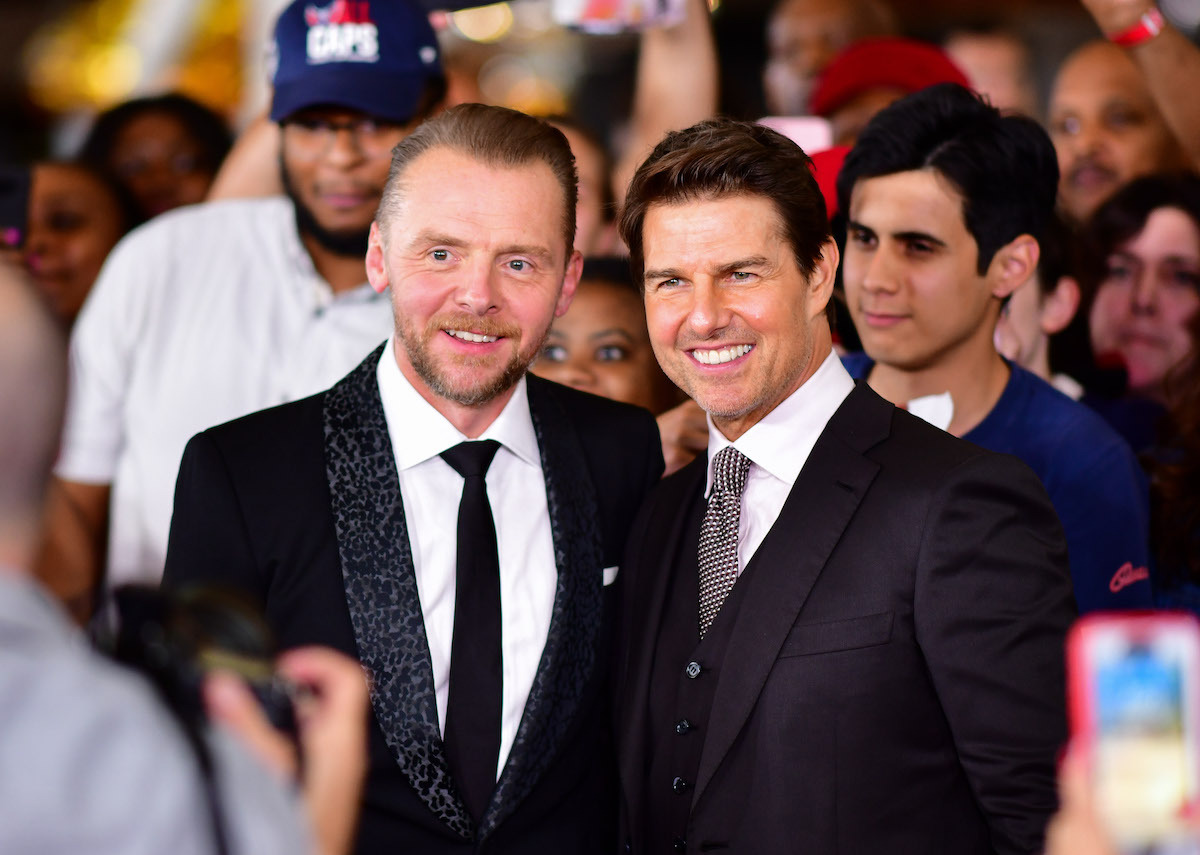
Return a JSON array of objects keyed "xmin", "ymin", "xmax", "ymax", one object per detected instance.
[
  {"xmin": 40, "ymin": 0, "xmax": 444, "ymax": 619},
  {"xmin": 163, "ymin": 103, "xmax": 664, "ymax": 853}
]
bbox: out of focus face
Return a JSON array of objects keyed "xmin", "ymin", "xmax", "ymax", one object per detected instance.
[
  {"xmin": 282, "ymin": 107, "xmax": 412, "ymax": 255},
  {"xmin": 1049, "ymin": 42, "xmax": 1188, "ymax": 224},
  {"xmin": 555, "ymin": 124, "xmax": 608, "ymax": 255},
  {"xmin": 532, "ymin": 277, "xmax": 675, "ymax": 412},
  {"xmin": 943, "ymin": 31, "xmax": 1037, "ymax": 116},
  {"xmin": 764, "ymin": 0, "xmax": 871, "ymax": 116},
  {"xmin": 1089, "ymin": 206, "xmax": 1200, "ymax": 400},
  {"xmin": 366, "ymin": 146, "xmax": 580, "ymax": 410},
  {"xmin": 108, "ymin": 111, "xmax": 215, "ymax": 218},
  {"xmin": 24, "ymin": 163, "xmax": 125, "ymax": 324},
  {"xmin": 843, "ymin": 169, "xmax": 1000, "ymax": 372}
]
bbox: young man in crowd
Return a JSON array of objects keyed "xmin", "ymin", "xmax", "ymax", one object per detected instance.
[
  {"xmin": 838, "ymin": 83, "xmax": 1152, "ymax": 612},
  {"xmin": 40, "ymin": 0, "xmax": 445, "ymax": 620}
]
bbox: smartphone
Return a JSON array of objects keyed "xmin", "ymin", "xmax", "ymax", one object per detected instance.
[
  {"xmin": 1068, "ymin": 612, "xmax": 1200, "ymax": 850},
  {"xmin": 0, "ymin": 165, "xmax": 31, "ymax": 250}
]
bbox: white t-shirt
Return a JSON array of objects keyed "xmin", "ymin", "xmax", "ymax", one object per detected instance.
[{"xmin": 58, "ymin": 197, "xmax": 393, "ymax": 588}]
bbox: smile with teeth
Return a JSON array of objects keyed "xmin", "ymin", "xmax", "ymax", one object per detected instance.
[
  {"xmin": 446, "ymin": 329, "xmax": 499, "ymax": 344},
  {"xmin": 691, "ymin": 344, "xmax": 753, "ymax": 365}
]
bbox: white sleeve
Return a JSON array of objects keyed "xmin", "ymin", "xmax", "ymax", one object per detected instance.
[{"xmin": 55, "ymin": 223, "xmax": 163, "ymax": 484}]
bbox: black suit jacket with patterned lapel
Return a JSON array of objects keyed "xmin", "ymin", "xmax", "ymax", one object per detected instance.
[{"xmin": 164, "ymin": 343, "xmax": 664, "ymax": 854}]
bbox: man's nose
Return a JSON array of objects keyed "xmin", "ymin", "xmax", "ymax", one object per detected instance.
[
  {"xmin": 683, "ymin": 281, "xmax": 729, "ymax": 338},
  {"xmin": 455, "ymin": 260, "xmax": 500, "ymax": 315},
  {"xmin": 858, "ymin": 248, "xmax": 899, "ymax": 295},
  {"xmin": 323, "ymin": 127, "xmax": 366, "ymax": 168}
]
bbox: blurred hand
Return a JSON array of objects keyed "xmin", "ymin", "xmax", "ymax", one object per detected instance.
[
  {"xmin": 1078, "ymin": 0, "xmax": 1158, "ymax": 36},
  {"xmin": 1044, "ymin": 745, "xmax": 1120, "ymax": 855},
  {"xmin": 656, "ymin": 399, "xmax": 709, "ymax": 477},
  {"xmin": 206, "ymin": 646, "xmax": 370, "ymax": 855}
]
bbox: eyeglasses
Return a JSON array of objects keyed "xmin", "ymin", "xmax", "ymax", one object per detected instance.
[{"xmin": 283, "ymin": 116, "xmax": 407, "ymax": 160}]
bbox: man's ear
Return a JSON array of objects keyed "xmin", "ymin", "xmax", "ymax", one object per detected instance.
[
  {"xmin": 1039, "ymin": 275, "xmax": 1081, "ymax": 335},
  {"xmin": 556, "ymin": 249, "xmax": 583, "ymax": 318},
  {"xmin": 808, "ymin": 237, "xmax": 840, "ymax": 322},
  {"xmin": 988, "ymin": 234, "xmax": 1039, "ymax": 301},
  {"xmin": 366, "ymin": 221, "xmax": 389, "ymax": 294}
]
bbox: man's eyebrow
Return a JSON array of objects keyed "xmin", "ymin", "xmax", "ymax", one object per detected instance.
[
  {"xmin": 643, "ymin": 267, "xmax": 682, "ymax": 284},
  {"xmin": 714, "ymin": 256, "xmax": 771, "ymax": 277},
  {"xmin": 845, "ymin": 219, "xmax": 874, "ymax": 234},
  {"xmin": 412, "ymin": 230, "xmax": 465, "ymax": 248},
  {"xmin": 499, "ymin": 244, "xmax": 555, "ymax": 262},
  {"xmin": 893, "ymin": 231, "xmax": 947, "ymax": 248}
]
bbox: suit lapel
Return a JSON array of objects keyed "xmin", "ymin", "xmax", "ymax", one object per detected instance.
[
  {"xmin": 693, "ymin": 383, "xmax": 892, "ymax": 802},
  {"xmin": 480, "ymin": 377, "xmax": 605, "ymax": 837},
  {"xmin": 324, "ymin": 343, "xmax": 474, "ymax": 840}
]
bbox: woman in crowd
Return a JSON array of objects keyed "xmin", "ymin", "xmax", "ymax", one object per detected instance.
[
  {"xmin": 23, "ymin": 161, "xmax": 136, "ymax": 326},
  {"xmin": 1080, "ymin": 172, "xmax": 1200, "ymax": 451},
  {"xmin": 79, "ymin": 93, "xmax": 232, "ymax": 222}
]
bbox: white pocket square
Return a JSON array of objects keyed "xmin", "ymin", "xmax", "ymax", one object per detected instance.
[{"xmin": 603, "ymin": 566, "xmax": 619, "ymax": 586}]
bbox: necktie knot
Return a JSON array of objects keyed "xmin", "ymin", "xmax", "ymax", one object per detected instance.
[
  {"xmin": 710, "ymin": 446, "xmax": 751, "ymax": 497},
  {"xmin": 441, "ymin": 439, "xmax": 501, "ymax": 479}
]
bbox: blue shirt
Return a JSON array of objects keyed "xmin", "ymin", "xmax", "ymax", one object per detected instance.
[{"xmin": 842, "ymin": 353, "xmax": 1153, "ymax": 613}]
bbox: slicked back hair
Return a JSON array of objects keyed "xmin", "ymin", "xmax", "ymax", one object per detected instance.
[
  {"xmin": 376, "ymin": 103, "xmax": 577, "ymax": 259},
  {"xmin": 619, "ymin": 117, "xmax": 831, "ymax": 284},
  {"xmin": 837, "ymin": 82, "xmax": 1059, "ymax": 275}
]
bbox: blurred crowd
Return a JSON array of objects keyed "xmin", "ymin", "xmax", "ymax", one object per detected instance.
[{"xmin": 1, "ymin": 0, "xmax": 1200, "ymax": 852}]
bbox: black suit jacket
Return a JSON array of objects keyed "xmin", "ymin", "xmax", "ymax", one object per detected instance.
[
  {"xmin": 616, "ymin": 383, "xmax": 1076, "ymax": 854},
  {"xmin": 163, "ymin": 345, "xmax": 663, "ymax": 854}
]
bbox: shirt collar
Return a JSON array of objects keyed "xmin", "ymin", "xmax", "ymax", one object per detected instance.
[
  {"xmin": 376, "ymin": 337, "xmax": 540, "ymax": 470},
  {"xmin": 705, "ymin": 349, "xmax": 854, "ymax": 496}
]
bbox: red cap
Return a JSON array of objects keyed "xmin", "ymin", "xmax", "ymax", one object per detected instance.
[
  {"xmin": 808, "ymin": 145, "xmax": 850, "ymax": 220},
  {"xmin": 810, "ymin": 37, "xmax": 970, "ymax": 118}
]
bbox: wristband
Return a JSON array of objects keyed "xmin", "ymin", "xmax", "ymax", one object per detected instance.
[{"xmin": 1109, "ymin": 8, "xmax": 1165, "ymax": 47}]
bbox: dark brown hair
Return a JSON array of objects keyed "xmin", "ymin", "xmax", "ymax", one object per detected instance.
[
  {"xmin": 376, "ymin": 103, "xmax": 577, "ymax": 256},
  {"xmin": 618, "ymin": 118, "xmax": 831, "ymax": 284}
]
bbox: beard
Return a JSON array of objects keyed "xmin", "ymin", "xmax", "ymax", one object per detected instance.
[
  {"xmin": 397, "ymin": 310, "xmax": 548, "ymax": 407},
  {"xmin": 280, "ymin": 161, "xmax": 371, "ymax": 258}
]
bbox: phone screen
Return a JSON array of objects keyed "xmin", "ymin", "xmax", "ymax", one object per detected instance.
[
  {"xmin": 1082, "ymin": 619, "xmax": 1200, "ymax": 847},
  {"xmin": 0, "ymin": 165, "xmax": 31, "ymax": 250}
]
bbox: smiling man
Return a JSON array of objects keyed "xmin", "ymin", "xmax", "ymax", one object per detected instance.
[
  {"xmin": 837, "ymin": 83, "xmax": 1152, "ymax": 613},
  {"xmin": 614, "ymin": 117, "xmax": 1075, "ymax": 854},
  {"xmin": 163, "ymin": 104, "xmax": 663, "ymax": 854},
  {"xmin": 42, "ymin": 0, "xmax": 445, "ymax": 620}
]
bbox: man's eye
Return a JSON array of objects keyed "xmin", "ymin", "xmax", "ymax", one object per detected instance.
[
  {"xmin": 1106, "ymin": 260, "xmax": 1135, "ymax": 282},
  {"xmin": 849, "ymin": 229, "xmax": 874, "ymax": 248},
  {"xmin": 907, "ymin": 241, "xmax": 934, "ymax": 255},
  {"xmin": 541, "ymin": 344, "xmax": 567, "ymax": 362},
  {"xmin": 1050, "ymin": 116, "xmax": 1080, "ymax": 136},
  {"xmin": 508, "ymin": 259, "xmax": 528, "ymax": 271},
  {"xmin": 730, "ymin": 271, "xmax": 753, "ymax": 282},
  {"xmin": 595, "ymin": 345, "xmax": 628, "ymax": 362},
  {"xmin": 431, "ymin": 249, "xmax": 449, "ymax": 261},
  {"xmin": 656, "ymin": 277, "xmax": 681, "ymax": 290}
]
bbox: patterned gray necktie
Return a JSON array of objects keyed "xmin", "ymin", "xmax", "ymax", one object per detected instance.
[{"xmin": 698, "ymin": 446, "xmax": 752, "ymax": 639}]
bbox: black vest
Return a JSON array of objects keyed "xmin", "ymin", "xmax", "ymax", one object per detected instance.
[{"xmin": 642, "ymin": 488, "xmax": 759, "ymax": 853}]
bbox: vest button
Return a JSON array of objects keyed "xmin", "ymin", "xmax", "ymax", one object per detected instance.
[
  {"xmin": 685, "ymin": 661, "xmax": 702, "ymax": 678},
  {"xmin": 675, "ymin": 719, "xmax": 692, "ymax": 734},
  {"xmin": 672, "ymin": 776, "xmax": 690, "ymax": 793},
  {"xmin": 673, "ymin": 837, "xmax": 687, "ymax": 852}
]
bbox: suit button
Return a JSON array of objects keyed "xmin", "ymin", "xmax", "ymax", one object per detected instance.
[
  {"xmin": 672, "ymin": 776, "xmax": 690, "ymax": 793},
  {"xmin": 685, "ymin": 661, "xmax": 702, "ymax": 678},
  {"xmin": 673, "ymin": 837, "xmax": 687, "ymax": 852},
  {"xmin": 675, "ymin": 719, "xmax": 692, "ymax": 734}
]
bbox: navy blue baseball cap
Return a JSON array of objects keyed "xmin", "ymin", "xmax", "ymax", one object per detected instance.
[{"xmin": 269, "ymin": 0, "xmax": 443, "ymax": 124}]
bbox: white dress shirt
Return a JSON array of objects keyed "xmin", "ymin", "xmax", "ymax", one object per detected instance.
[
  {"xmin": 376, "ymin": 340, "xmax": 557, "ymax": 779},
  {"xmin": 705, "ymin": 350, "xmax": 855, "ymax": 574}
]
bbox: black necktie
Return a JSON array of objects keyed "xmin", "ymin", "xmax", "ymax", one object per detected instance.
[{"xmin": 440, "ymin": 439, "xmax": 503, "ymax": 822}]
